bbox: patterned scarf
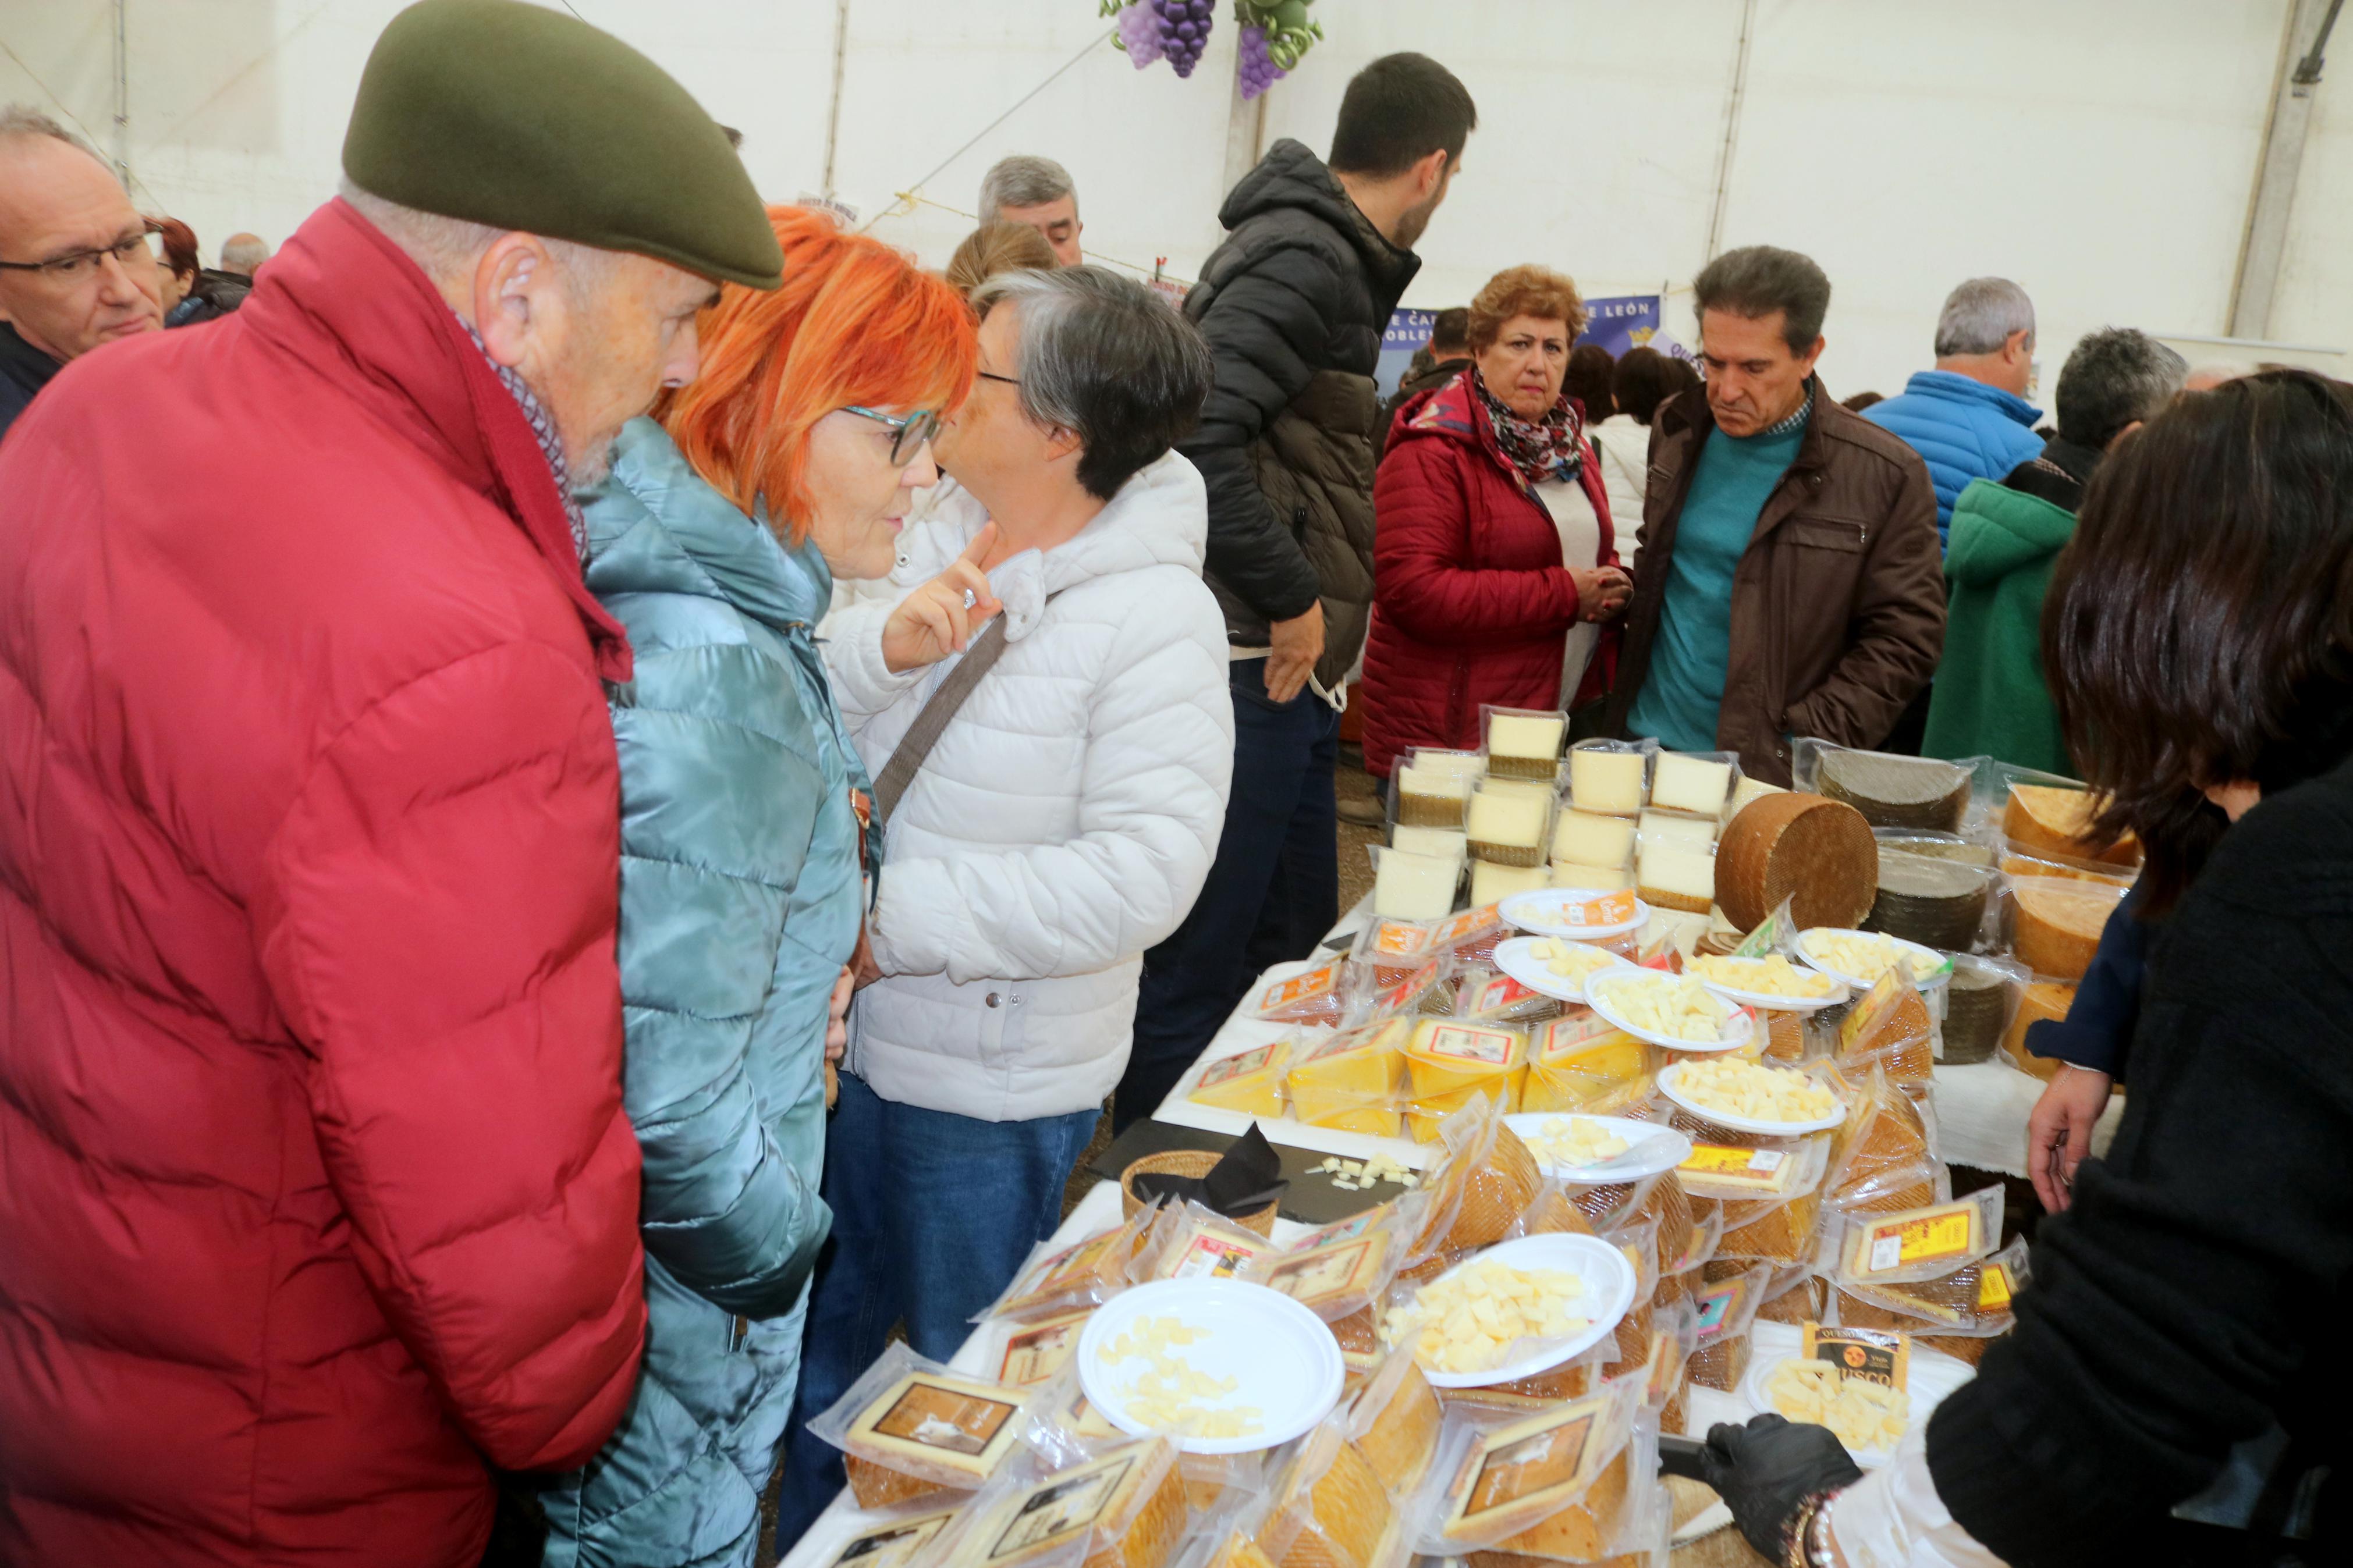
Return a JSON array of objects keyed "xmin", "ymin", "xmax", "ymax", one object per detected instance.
[
  {"xmin": 1473, "ymin": 366, "xmax": 1584, "ymax": 486},
  {"xmin": 460, "ymin": 317, "xmax": 588, "ymax": 560}
]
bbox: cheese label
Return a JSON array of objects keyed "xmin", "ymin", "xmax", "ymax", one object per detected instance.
[
  {"xmin": 1858, "ymin": 1203, "xmax": 1979, "ymax": 1277},
  {"xmin": 1262, "ymin": 1234, "xmax": 1384, "ymax": 1309},
  {"xmin": 996, "ymin": 1312, "xmax": 1089, "ymax": 1386},
  {"xmin": 1680, "ymin": 1143, "xmax": 1784, "ymax": 1176},
  {"xmin": 1368, "ymin": 917, "xmax": 1435, "ymax": 958},
  {"xmin": 1465, "ymin": 1410, "xmax": 1592, "ymax": 1516},
  {"xmin": 1419, "ymin": 1023, "xmax": 1517, "ymax": 1065},
  {"xmin": 1462, "ymin": 973, "xmax": 1541, "ymax": 1013},
  {"xmin": 985, "ymin": 1453, "xmax": 1135, "ymax": 1563},
  {"xmin": 1539, "ymin": 888, "xmax": 1639, "ymax": 928},
  {"xmin": 1303, "ymin": 1019, "xmax": 1404, "ymax": 1064},
  {"xmin": 1802, "ymin": 1323, "xmax": 1911, "ymax": 1391},
  {"xmin": 1838, "ymin": 969, "xmax": 1911, "ymax": 1057},
  {"xmin": 1432, "ymin": 904, "xmax": 1505, "ymax": 945},
  {"xmin": 1197, "ymin": 1044, "xmax": 1277, "ymax": 1087},
  {"xmin": 1694, "ymin": 1277, "xmax": 1750, "ymax": 1339},
  {"xmin": 873, "ymin": 1378, "xmax": 1020, "ymax": 1458},
  {"xmin": 1169, "ymin": 1233, "xmax": 1261, "ymax": 1279},
  {"xmin": 1378, "ymin": 957, "xmax": 1446, "ymax": 1013},
  {"xmin": 1978, "ymin": 1265, "xmax": 2013, "ymax": 1310},
  {"xmin": 1257, "ymin": 961, "xmax": 1340, "ymax": 1012},
  {"xmin": 832, "ymin": 1509, "xmax": 959, "ymax": 1568},
  {"xmin": 1294, "ymin": 1209, "xmax": 1381, "ymax": 1248}
]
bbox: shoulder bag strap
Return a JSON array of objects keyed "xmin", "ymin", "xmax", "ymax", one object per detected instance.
[{"xmin": 871, "ymin": 608, "xmax": 1028, "ymax": 822}]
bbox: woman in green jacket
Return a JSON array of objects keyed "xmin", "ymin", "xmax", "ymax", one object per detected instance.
[{"xmin": 540, "ymin": 208, "xmax": 982, "ymax": 1568}]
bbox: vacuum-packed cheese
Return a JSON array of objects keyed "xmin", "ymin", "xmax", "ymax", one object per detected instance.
[
  {"xmin": 1375, "ymin": 846, "xmax": 1462, "ymax": 921},
  {"xmin": 1289, "ymin": 1019, "xmax": 1408, "ymax": 1136},
  {"xmin": 1652, "ymin": 753, "xmax": 1734, "ymax": 816},
  {"xmin": 1550, "ymin": 860, "xmax": 1632, "ymax": 892},
  {"xmin": 2004, "ymin": 783, "xmax": 2140, "ymax": 866},
  {"xmin": 1521, "ymin": 1015, "xmax": 1655, "ymax": 1115},
  {"xmin": 1552, "ymin": 809, "xmax": 1637, "ymax": 869},
  {"xmin": 1187, "ymin": 1040, "xmax": 1291, "ymax": 1117},
  {"xmin": 1468, "ymin": 786, "xmax": 1552, "ymax": 867},
  {"xmin": 1471, "ymin": 859, "xmax": 1550, "ymax": 909},
  {"xmin": 2013, "ymin": 877, "xmax": 2125, "ymax": 980},
  {"xmin": 1815, "ymin": 750, "xmax": 1969, "ymax": 831},
  {"xmin": 957, "ymin": 1438, "xmax": 1186, "ymax": 1568},
  {"xmin": 1268, "ymin": 1433, "xmax": 1392, "ymax": 1568},
  {"xmin": 1866, "ymin": 851, "xmax": 1989, "ymax": 952},
  {"xmin": 1392, "ymin": 824, "xmax": 1469, "ymax": 861},
  {"xmin": 2000, "ymin": 982, "xmax": 2075, "ymax": 1080},
  {"xmin": 1568, "ymin": 747, "xmax": 1646, "ymax": 816},
  {"xmin": 1635, "ymin": 837, "xmax": 1715, "ymax": 915},
  {"xmin": 1487, "ymin": 712, "xmax": 1567, "ymax": 778},
  {"xmin": 1350, "ymin": 1354, "xmax": 1443, "ymax": 1495},
  {"xmin": 842, "ymin": 1368, "xmax": 1030, "ymax": 1503},
  {"xmin": 1637, "ymin": 808, "xmax": 1717, "ymax": 847}
]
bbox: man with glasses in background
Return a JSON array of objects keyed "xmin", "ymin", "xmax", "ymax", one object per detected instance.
[{"xmin": 0, "ymin": 106, "xmax": 163, "ymax": 442}]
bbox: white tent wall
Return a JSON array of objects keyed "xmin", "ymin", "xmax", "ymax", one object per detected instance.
[{"xmin": 1, "ymin": 0, "xmax": 2340, "ymax": 397}]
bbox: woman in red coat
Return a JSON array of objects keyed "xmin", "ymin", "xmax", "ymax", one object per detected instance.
[{"xmin": 1361, "ymin": 265, "xmax": 1634, "ymax": 778}]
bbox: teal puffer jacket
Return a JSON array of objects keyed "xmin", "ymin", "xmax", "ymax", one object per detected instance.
[{"xmin": 542, "ymin": 418, "xmax": 871, "ymax": 1568}]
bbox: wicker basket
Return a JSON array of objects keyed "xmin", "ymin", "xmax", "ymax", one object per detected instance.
[{"xmin": 1119, "ymin": 1150, "xmax": 1279, "ymax": 1236}]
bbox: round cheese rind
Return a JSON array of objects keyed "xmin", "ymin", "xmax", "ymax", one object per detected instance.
[
  {"xmin": 2013, "ymin": 878, "xmax": 2127, "ymax": 980},
  {"xmin": 1716, "ymin": 792, "xmax": 1878, "ymax": 931}
]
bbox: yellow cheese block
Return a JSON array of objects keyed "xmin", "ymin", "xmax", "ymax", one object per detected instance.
[
  {"xmin": 1404, "ymin": 1019, "xmax": 1528, "ymax": 1141},
  {"xmin": 1635, "ymin": 836, "xmax": 1716, "ymax": 915},
  {"xmin": 1569, "ymin": 746, "xmax": 1647, "ymax": 815},
  {"xmin": 1552, "ymin": 809, "xmax": 1637, "ymax": 867},
  {"xmin": 1187, "ymin": 1040, "xmax": 1292, "ymax": 1117},
  {"xmin": 1486, "ymin": 712, "xmax": 1566, "ymax": 775},
  {"xmin": 1730, "ymin": 774, "xmax": 1787, "ymax": 815},
  {"xmin": 1550, "ymin": 859, "xmax": 1633, "ymax": 892},
  {"xmin": 2004, "ymin": 783, "xmax": 2141, "ymax": 866},
  {"xmin": 1288, "ymin": 1019, "xmax": 1409, "ymax": 1136},
  {"xmin": 1470, "ymin": 859, "xmax": 1550, "ymax": 906},
  {"xmin": 1520, "ymin": 1015, "xmax": 1655, "ymax": 1115},
  {"xmin": 1652, "ymin": 753, "xmax": 1733, "ymax": 816},
  {"xmin": 2013, "ymin": 877, "xmax": 2126, "ymax": 980},
  {"xmin": 1638, "ymin": 807, "xmax": 1717, "ymax": 846}
]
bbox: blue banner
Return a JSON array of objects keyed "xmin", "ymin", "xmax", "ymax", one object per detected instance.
[
  {"xmin": 1576, "ymin": 294, "xmax": 1663, "ymax": 357},
  {"xmin": 1375, "ymin": 307, "xmax": 1439, "ymax": 399}
]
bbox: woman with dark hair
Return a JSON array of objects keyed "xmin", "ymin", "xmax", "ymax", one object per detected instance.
[
  {"xmin": 1564, "ymin": 340, "xmax": 1614, "ymax": 420},
  {"xmin": 1589, "ymin": 344, "xmax": 1682, "ymax": 556},
  {"xmin": 152, "ymin": 216, "xmax": 251, "ymax": 327},
  {"xmin": 1359, "ymin": 264, "xmax": 1632, "ymax": 778},
  {"xmin": 1697, "ymin": 369, "xmax": 2353, "ymax": 1566}
]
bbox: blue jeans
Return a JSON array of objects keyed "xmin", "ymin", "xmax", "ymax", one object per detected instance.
[
  {"xmin": 773, "ymin": 1072, "xmax": 1101, "ymax": 1548},
  {"xmin": 1115, "ymin": 658, "xmax": 1340, "ymax": 1132}
]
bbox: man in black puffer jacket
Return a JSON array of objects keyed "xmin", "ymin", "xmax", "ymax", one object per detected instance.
[{"xmin": 1116, "ymin": 54, "xmax": 1477, "ymax": 1129}]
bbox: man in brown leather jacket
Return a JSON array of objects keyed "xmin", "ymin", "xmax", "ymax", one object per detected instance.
[{"xmin": 1599, "ymin": 245, "xmax": 1943, "ymax": 785}]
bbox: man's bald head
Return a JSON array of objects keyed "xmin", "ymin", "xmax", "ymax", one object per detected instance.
[
  {"xmin": 0, "ymin": 106, "xmax": 164, "ymax": 362},
  {"xmin": 219, "ymin": 233, "xmax": 269, "ymax": 276}
]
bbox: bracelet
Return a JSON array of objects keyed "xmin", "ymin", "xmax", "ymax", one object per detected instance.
[
  {"xmin": 1780, "ymin": 1489, "xmax": 1843, "ymax": 1568},
  {"xmin": 1811, "ymin": 1489, "xmax": 1841, "ymax": 1566}
]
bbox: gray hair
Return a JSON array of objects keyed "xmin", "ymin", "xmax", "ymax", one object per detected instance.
[
  {"xmin": 1935, "ymin": 276, "xmax": 2036, "ymax": 357},
  {"xmin": 969, "ymin": 265, "xmax": 1212, "ymax": 501},
  {"xmin": 339, "ymin": 179, "xmax": 615, "ymax": 297},
  {"xmin": 218, "ymin": 233, "xmax": 270, "ymax": 274},
  {"xmin": 979, "ymin": 155, "xmax": 1076, "ymax": 218},
  {"xmin": 0, "ymin": 103, "xmax": 100, "ymax": 162},
  {"xmin": 1692, "ymin": 245, "xmax": 1832, "ymax": 354},
  {"xmin": 2053, "ymin": 328, "xmax": 2189, "ymax": 450}
]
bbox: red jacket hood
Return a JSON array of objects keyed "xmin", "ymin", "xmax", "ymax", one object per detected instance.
[{"xmin": 243, "ymin": 199, "xmax": 633, "ymax": 681}]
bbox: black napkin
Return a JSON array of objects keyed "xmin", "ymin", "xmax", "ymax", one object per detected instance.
[{"xmin": 1130, "ymin": 1124, "xmax": 1289, "ymax": 1218}]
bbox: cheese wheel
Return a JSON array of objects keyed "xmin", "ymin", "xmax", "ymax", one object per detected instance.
[
  {"xmin": 1275, "ymin": 1440, "xmax": 1392, "ymax": 1568},
  {"xmin": 1865, "ymin": 851, "xmax": 1989, "ymax": 952},
  {"xmin": 2000, "ymin": 982, "xmax": 2077, "ymax": 1080},
  {"xmin": 2013, "ymin": 879, "xmax": 2126, "ymax": 980},
  {"xmin": 2004, "ymin": 783, "xmax": 2141, "ymax": 866},
  {"xmin": 1715, "ymin": 792, "xmax": 1878, "ymax": 931},
  {"xmin": 1354, "ymin": 1361, "xmax": 1443, "ymax": 1495},
  {"xmin": 1816, "ymin": 751, "xmax": 1969, "ymax": 831},
  {"xmin": 1943, "ymin": 958, "xmax": 2011, "ymax": 1065}
]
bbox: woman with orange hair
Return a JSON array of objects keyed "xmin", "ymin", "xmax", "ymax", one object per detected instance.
[{"xmin": 538, "ymin": 207, "xmax": 984, "ymax": 1568}]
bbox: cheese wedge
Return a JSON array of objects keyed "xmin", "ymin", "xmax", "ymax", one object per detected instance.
[
  {"xmin": 1375, "ymin": 846, "xmax": 1461, "ymax": 920},
  {"xmin": 1635, "ymin": 836, "xmax": 1715, "ymax": 915},
  {"xmin": 1187, "ymin": 1040, "xmax": 1291, "ymax": 1118},
  {"xmin": 1270, "ymin": 1435, "xmax": 1392, "ymax": 1568},
  {"xmin": 843, "ymin": 1368, "xmax": 1028, "ymax": 1500},
  {"xmin": 2013, "ymin": 878, "xmax": 2125, "ymax": 980},
  {"xmin": 1652, "ymin": 753, "xmax": 1733, "ymax": 816},
  {"xmin": 1550, "ymin": 859, "xmax": 1632, "ymax": 892},
  {"xmin": 2004, "ymin": 783, "xmax": 2141, "ymax": 866},
  {"xmin": 1486, "ymin": 712, "xmax": 1566, "ymax": 778},
  {"xmin": 1521, "ymin": 1016, "xmax": 1655, "ymax": 1115},
  {"xmin": 1552, "ymin": 809, "xmax": 1637, "ymax": 868},
  {"xmin": 1391, "ymin": 824, "xmax": 1468, "ymax": 860},
  {"xmin": 1396, "ymin": 763, "xmax": 1476, "ymax": 827},
  {"xmin": 2000, "ymin": 981, "xmax": 2076, "ymax": 1080},
  {"xmin": 1351, "ymin": 1357, "xmax": 1442, "ymax": 1496},
  {"xmin": 1436, "ymin": 1392, "xmax": 1630, "ymax": 1556},
  {"xmin": 956, "ymin": 1438, "xmax": 1184, "ymax": 1568},
  {"xmin": 1730, "ymin": 774, "xmax": 1786, "ymax": 815},
  {"xmin": 1288, "ymin": 1019, "xmax": 1409, "ymax": 1136},
  {"xmin": 1470, "ymin": 859, "xmax": 1550, "ymax": 907},
  {"xmin": 1639, "ymin": 807, "xmax": 1717, "ymax": 847},
  {"xmin": 1404, "ymin": 1019, "xmax": 1528, "ymax": 1140},
  {"xmin": 1568, "ymin": 746, "xmax": 1646, "ymax": 816}
]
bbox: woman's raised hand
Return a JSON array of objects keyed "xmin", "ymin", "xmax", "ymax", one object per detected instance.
[
  {"xmin": 1574, "ymin": 564, "xmax": 1633, "ymax": 623},
  {"xmin": 881, "ymin": 522, "xmax": 1005, "ymax": 673}
]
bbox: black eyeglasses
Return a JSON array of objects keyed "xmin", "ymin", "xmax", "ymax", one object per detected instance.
[
  {"xmin": 842, "ymin": 405, "xmax": 942, "ymax": 466},
  {"xmin": 0, "ymin": 220, "xmax": 162, "ymax": 283},
  {"xmin": 976, "ymin": 370, "xmax": 1022, "ymax": 389}
]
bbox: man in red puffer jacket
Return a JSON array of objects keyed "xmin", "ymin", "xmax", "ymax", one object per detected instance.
[{"xmin": 0, "ymin": 5, "xmax": 785, "ymax": 1565}]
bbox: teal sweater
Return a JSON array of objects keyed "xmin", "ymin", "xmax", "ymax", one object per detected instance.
[
  {"xmin": 1628, "ymin": 414, "xmax": 1806, "ymax": 751},
  {"xmin": 1923, "ymin": 477, "xmax": 2076, "ymax": 773}
]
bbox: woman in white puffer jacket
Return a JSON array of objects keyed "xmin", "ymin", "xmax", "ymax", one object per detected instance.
[{"xmin": 778, "ymin": 266, "xmax": 1233, "ymax": 1534}]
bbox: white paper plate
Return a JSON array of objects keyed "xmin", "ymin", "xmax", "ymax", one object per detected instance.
[
  {"xmin": 1657, "ymin": 1060, "xmax": 1847, "ymax": 1135},
  {"xmin": 1584, "ymin": 971, "xmax": 1756, "ymax": 1053},
  {"xmin": 1395, "ymin": 1233, "xmax": 1638, "ymax": 1389},
  {"xmin": 1739, "ymin": 1334, "xmax": 1974, "ymax": 1469},
  {"xmin": 1684, "ymin": 958, "xmax": 1849, "ymax": 1014},
  {"xmin": 1492, "ymin": 936, "xmax": 1638, "ymax": 1004},
  {"xmin": 1505, "ymin": 1112, "xmax": 1691, "ymax": 1181},
  {"xmin": 1794, "ymin": 929, "xmax": 1952, "ymax": 994},
  {"xmin": 1498, "ymin": 888, "xmax": 1651, "ymax": 941},
  {"xmin": 1077, "ymin": 1279, "xmax": 1344, "ymax": 1454}
]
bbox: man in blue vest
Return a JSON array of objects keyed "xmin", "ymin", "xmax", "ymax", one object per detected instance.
[{"xmin": 1864, "ymin": 276, "xmax": 2045, "ymax": 544}]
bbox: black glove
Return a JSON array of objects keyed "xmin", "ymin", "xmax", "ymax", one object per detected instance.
[{"xmin": 1697, "ymin": 1413, "xmax": 1864, "ymax": 1560}]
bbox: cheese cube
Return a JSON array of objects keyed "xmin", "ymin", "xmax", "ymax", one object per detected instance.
[
  {"xmin": 1551, "ymin": 809, "xmax": 1635, "ymax": 867},
  {"xmin": 1653, "ymin": 753, "xmax": 1734, "ymax": 816},
  {"xmin": 1375, "ymin": 847, "xmax": 1460, "ymax": 920},
  {"xmin": 1568, "ymin": 747, "xmax": 1646, "ymax": 815}
]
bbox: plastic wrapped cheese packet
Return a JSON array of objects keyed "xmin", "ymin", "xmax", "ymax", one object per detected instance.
[
  {"xmin": 1133, "ymin": 1200, "xmax": 1283, "ymax": 1284},
  {"xmin": 1836, "ymin": 1236, "xmax": 2031, "ymax": 1366},
  {"xmin": 1643, "ymin": 1300, "xmax": 1699, "ymax": 1435},
  {"xmin": 1795, "ymin": 738, "xmax": 1972, "ymax": 833},
  {"xmin": 1427, "ymin": 902, "xmax": 1515, "ymax": 969},
  {"xmin": 1566, "ymin": 738, "xmax": 1656, "ymax": 818},
  {"xmin": 1254, "ymin": 1414, "xmax": 1405, "ymax": 1568},
  {"xmin": 1752, "ymin": 1263, "xmax": 1830, "ymax": 1328},
  {"xmin": 823, "ymin": 1498, "xmax": 968, "ymax": 1568},
  {"xmin": 988, "ymin": 1306, "xmax": 1099, "ymax": 1389},
  {"xmin": 1403, "ymin": 1019, "xmax": 1530, "ymax": 1142},
  {"xmin": 1835, "ymin": 969, "xmax": 1937, "ymax": 1096},
  {"xmin": 1347, "ymin": 1347, "xmax": 1446, "ymax": 1498},
  {"xmin": 1821, "ymin": 1064, "xmax": 1946, "ymax": 1217},
  {"xmin": 1456, "ymin": 967, "xmax": 1567, "ymax": 1026},
  {"xmin": 1680, "ymin": 1136, "xmax": 1833, "ymax": 1266},
  {"xmin": 811, "ymin": 1342, "xmax": 1040, "ymax": 1507},
  {"xmin": 1286, "ymin": 1018, "xmax": 1412, "ymax": 1138},
  {"xmin": 974, "ymin": 1204, "xmax": 1158, "ymax": 1327},
  {"xmin": 1350, "ymin": 915, "xmax": 1442, "ymax": 990},
  {"xmin": 1449, "ymin": 1411, "xmax": 1671, "ymax": 1567},
  {"xmin": 1363, "ymin": 952, "xmax": 1459, "ymax": 1023},
  {"xmin": 1482, "ymin": 704, "xmax": 1570, "ymax": 781},
  {"xmin": 1174, "ymin": 1445, "xmax": 1282, "ymax": 1520},
  {"xmin": 1684, "ymin": 1261, "xmax": 1773, "ymax": 1391},
  {"xmin": 1241, "ymin": 1204, "xmax": 1411, "ymax": 1327},
  {"xmin": 1411, "ymin": 1374, "xmax": 1644, "ymax": 1554},
  {"xmin": 1403, "ymin": 1096, "xmax": 1546, "ymax": 1268},
  {"xmin": 1520, "ymin": 1012, "xmax": 1659, "ymax": 1117},
  {"xmin": 1394, "ymin": 747, "xmax": 1488, "ymax": 829},
  {"xmin": 1834, "ymin": 1188, "xmax": 2004, "ymax": 1289},
  {"xmin": 1248, "ymin": 957, "xmax": 1363, "ymax": 1029},
  {"xmin": 923, "ymin": 1435, "xmax": 1188, "ymax": 1568}
]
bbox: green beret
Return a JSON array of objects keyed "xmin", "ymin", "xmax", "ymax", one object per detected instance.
[{"xmin": 343, "ymin": 0, "xmax": 781, "ymax": 289}]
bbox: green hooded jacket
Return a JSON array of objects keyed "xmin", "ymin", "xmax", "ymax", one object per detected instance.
[
  {"xmin": 1923, "ymin": 476, "xmax": 2077, "ymax": 774},
  {"xmin": 541, "ymin": 418, "xmax": 871, "ymax": 1568}
]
